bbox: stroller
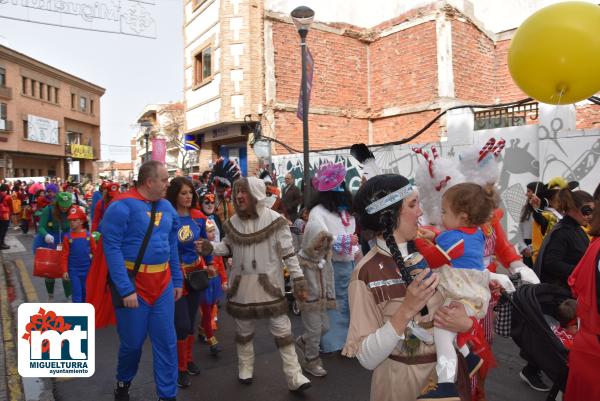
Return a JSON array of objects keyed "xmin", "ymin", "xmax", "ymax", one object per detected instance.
[{"xmin": 510, "ymin": 283, "xmax": 572, "ymax": 401}]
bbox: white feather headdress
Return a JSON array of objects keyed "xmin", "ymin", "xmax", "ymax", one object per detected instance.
[{"xmin": 413, "ymin": 146, "xmax": 465, "ymax": 227}]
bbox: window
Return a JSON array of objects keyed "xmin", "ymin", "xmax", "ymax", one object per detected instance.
[
  {"xmin": 0, "ymin": 103, "xmax": 6, "ymax": 130},
  {"xmin": 30, "ymin": 169, "xmax": 35, "ymax": 177},
  {"xmin": 193, "ymin": 46, "xmax": 212, "ymax": 86},
  {"xmin": 0, "ymin": 67, "xmax": 5, "ymax": 87},
  {"xmin": 71, "ymin": 93, "xmax": 76, "ymax": 109},
  {"xmin": 23, "ymin": 120, "xmax": 28, "ymax": 138},
  {"xmin": 54, "ymin": 88, "xmax": 59, "ymax": 104},
  {"xmin": 80, "ymin": 96, "xmax": 87, "ymax": 112},
  {"xmin": 22, "ymin": 77, "xmax": 27, "ymax": 94},
  {"xmin": 38, "ymin": 169, "xmax": 43, "ymax": 176},
  {"xmin": 39, "ymin": 82, "xmax": 44, "ymax": 99},
  {"xmin": 46, "ymin": 85, "xmax": 52, "ymax": 102},
  {"xmin": 67, "ymin": 131, "xmax": 82, "ymax": 144},
  {"xmin": 31, "ymin": 80, "xmax": 36, "ymax": 97},
  {"xmin": 90, "ymin": 99, "xmax": 94, "ymax": 114}
]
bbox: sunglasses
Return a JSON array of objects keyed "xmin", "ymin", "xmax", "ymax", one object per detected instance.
[
  {"xmin": 580, "ymin": 205, "xmax": 594, "ymax": 216},
  {"xmin": 203, "ymin": 200, "xmax": 215, "ymax": 205}
]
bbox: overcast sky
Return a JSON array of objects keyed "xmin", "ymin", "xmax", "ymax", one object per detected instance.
[{"xmin": 0, "ymin": 0, "xmax": 183, "ymax": 162}]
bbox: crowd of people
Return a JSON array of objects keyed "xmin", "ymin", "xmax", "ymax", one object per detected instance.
[{"xmin": 1, "ymin": 139, "xmax": 599, "ymax": 401}]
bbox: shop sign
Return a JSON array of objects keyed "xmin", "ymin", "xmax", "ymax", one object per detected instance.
[{"xmin": 70, "ymin": 144, "xmax": 94, "ymax": 159}]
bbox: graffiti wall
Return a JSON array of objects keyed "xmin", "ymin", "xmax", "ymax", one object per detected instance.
[{"xmin": 272, "ymin": 106, "xmax": 600, "ymax": 246}]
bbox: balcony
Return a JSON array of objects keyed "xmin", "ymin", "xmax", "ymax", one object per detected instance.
[
  {"xmin": 0, "ymin": 119, "xmax": 14, "ymax": 132},
  {"xmin": 0, "ymin": 86, "xmax": 12, "ymax": 100}
]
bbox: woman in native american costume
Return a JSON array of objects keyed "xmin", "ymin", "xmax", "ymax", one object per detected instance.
[{"xmin": 342, "ymin": 172, "xmax": 475, "ymax": 401}]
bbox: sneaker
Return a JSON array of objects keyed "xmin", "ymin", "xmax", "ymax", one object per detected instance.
[
  {"xmin": 417, "ymin": 382, "xmax": 460, "ymax": 401},
  {"xmin": 465, "ymin": 352, "xmax": 484, "ymax": 378},
  {"xmin": 519, "ymin": 367, "xmax": 550, "ymax": 392},
  {"xmin": 114, "ymin": 381, "xmax": 130, "ymax": 401},
  {"xmin": 0, "ymin": 244, "xmax": 10, "ymax": 250},
  {"xmin": 238, "ymin": 377, "xmax": 253, "ymax": 385},
  {"xmin": 209, "ymin": 344, "xmax": 221, "ymax": 356},
  {"xmin": 303, "ymin": 360, "xmax": 327, "ymax": 377},
  {"xmin": 207, "ymin": 336, "xmax": 221, "ymax": 356},
  {"xmin": 177, "ymin": 371, "xmax": 191, "ymax": 388},
  {"xmin": 187, "ymin": 362, "xmax": 201, "ymax": 376}
]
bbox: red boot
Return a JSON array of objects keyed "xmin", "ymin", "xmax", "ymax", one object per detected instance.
[
  {"xmin": 177, "ymin": 340, "xmax": 190, "ymax": 388},
  {"xmin": 186, "ymin": 335, "xmax": 201, "ymax": 375}
]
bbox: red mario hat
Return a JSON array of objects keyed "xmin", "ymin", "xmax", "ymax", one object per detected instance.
[{"xmin": 67, "ymin": 206, "xmax": 87, "ymax": 221}]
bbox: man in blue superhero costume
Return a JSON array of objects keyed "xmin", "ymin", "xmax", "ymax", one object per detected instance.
[{"xmin": 101, "ymin": 161, "xmax": 183, "ymax": 401}]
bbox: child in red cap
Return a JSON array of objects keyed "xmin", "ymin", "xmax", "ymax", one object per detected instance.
[{"xmin": 61, "ymin": 206, "xmax": 96, "ymax": 303}]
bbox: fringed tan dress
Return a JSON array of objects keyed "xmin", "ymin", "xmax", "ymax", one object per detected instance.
[{"xmin": 342, "ymin": 244, "xmax": 470, "ymax": 401}]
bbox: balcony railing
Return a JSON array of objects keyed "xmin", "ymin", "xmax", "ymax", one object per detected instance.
[{"xmin": 0, "ymin": 86, "xmax": 12, "ymax": 100}]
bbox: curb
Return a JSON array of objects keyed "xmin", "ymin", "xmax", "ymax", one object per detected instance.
[
  {"xmin": 1, "ymin": 249, "xmax": 56, "ymax": 401},
  {"xmin": 0, "ymin": 251, "xmax": 25, "ymax": 401}
]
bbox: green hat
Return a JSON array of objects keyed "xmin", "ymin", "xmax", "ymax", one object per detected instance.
[{"xmin": 56, "ymin": 192, "xmax": 73, "ymax": 208}]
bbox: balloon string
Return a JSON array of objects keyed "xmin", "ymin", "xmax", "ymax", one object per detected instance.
[{"xmin": 538, "ymin": 86, "xmax": 566, "ymax": 197}]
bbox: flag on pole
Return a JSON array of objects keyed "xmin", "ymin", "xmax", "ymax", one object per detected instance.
[
  {"xmin": 297, "ymin": 47, "xmax": 314, "ymax": 120},
  {"xmin": 151, "ymin": 138, "xmax": 166, "ymax": 163},
  {"xmin": 184, "ymin": 134, "xmax": 202, "ymax": 151}
]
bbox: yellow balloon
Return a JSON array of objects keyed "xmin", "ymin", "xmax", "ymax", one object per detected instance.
[{"xmin": 508, "ymin": 1, "xmax": 600, "ymax": 104}]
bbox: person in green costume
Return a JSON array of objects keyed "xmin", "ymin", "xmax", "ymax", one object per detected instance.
[{"xmin": 32, "ymin": 192, "xmax": 73, "ymax": 301}]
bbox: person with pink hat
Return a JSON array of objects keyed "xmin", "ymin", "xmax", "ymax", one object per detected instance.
[{"xmin": 305, "ymin": 162, "xmax": 359, "ymax": 354}]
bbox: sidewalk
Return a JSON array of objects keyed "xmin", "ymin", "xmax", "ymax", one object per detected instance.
[{"xmin": 1, "ymin": 231, "xmax": 55, "ymax": 401}]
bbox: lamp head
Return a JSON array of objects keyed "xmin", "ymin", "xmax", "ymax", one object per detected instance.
[{"xmin": 291, "ymin": 6, "xmax": 315, "ymax": 33}]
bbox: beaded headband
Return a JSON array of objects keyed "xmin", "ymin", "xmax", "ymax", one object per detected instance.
[{"xmin": 365, "ymin": 184, "xmax": 413, "ymax": 215}]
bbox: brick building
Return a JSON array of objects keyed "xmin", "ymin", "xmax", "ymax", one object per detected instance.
[
  {"xmin": 0, "ymin": 44, "xmax": 105, "ymax": 180},
  {"xmin": 183, "ymin": 0, "xmax": 599, "ymax": 174},
  {"xmin": 133, "ymin": 102, "xmax": 186, "ymax": 178},
  {"xmin": 96, "ymin": 161, "xmax": 134, "ymax": 183}
]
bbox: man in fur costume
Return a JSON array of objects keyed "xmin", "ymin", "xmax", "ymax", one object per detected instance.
[
  {"xmin": 197, "ymin": 176, "xmax": 311, "ymax": 392},
  {"xmin": 295, "ymin": 219, "xmax": 336, "ymax": 377}
]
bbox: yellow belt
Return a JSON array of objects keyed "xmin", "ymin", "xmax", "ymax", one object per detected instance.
[
  {"xmin": 125, "ymin": 261, "xmax": 168, "ymax": 273},
  {"xmin": 181, "ymin": 261, "xmax": 202, "ymax": 273}
]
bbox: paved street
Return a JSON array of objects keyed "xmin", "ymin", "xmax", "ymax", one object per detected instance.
[{"xmin": 2, "ymin": 231, "xmax": 553, "ymax": 401}]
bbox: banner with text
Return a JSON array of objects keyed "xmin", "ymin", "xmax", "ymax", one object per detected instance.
[
  {"xmin": 27, "ymin": 115, "xmax": 59, "ymax": 144},
  {"xmin": 71, "ymin": 144, "xmax": 94, "ymax": 159}
]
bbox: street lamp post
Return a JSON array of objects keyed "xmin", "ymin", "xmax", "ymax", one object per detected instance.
[
  {"xmin": 140, "ymin": 120, "xmax": 153, "ymax": 163},
  {"xmin": 291, "ymin": 6, "xmax": 314, "ymax": 208}
]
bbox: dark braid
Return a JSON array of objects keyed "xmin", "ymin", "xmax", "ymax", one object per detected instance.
[{"xmin": 381, "ymin": 210, "xmax": 413, "ymax": 285}]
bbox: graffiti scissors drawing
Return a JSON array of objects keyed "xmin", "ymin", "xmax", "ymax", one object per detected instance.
[{"xmin": 538, "ymin": 117, "xmax": 567, "ymax": 156}]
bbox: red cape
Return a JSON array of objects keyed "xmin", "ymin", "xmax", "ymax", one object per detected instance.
[
  {"xmin": 86, "ymin": 189, "xmax": 150, "ymax": 328},
  {"xmin": 569, "ymin": 237, "xmax": 600, "ymax": 334}
]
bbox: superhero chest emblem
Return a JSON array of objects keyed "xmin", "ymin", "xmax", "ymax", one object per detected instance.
[
  {"xmin": 178, "ymin": 225, "xmax": 194, "ymax": 242},
  {"xmin": 146, "ymin": 211, "xmax": 163, "ymax": 226}
]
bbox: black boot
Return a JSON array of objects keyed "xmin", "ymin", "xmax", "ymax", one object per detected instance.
[
  {"xmin": 114, "ymin": 381, "xmax": 130, "ymax": 401},
  {"xmin": 187, "ymin": 361, "xmax": 201, "ymax": 376},
  {"xmin": 177, "ymin": 371, "xmax": 191, "ymax": 388}
]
